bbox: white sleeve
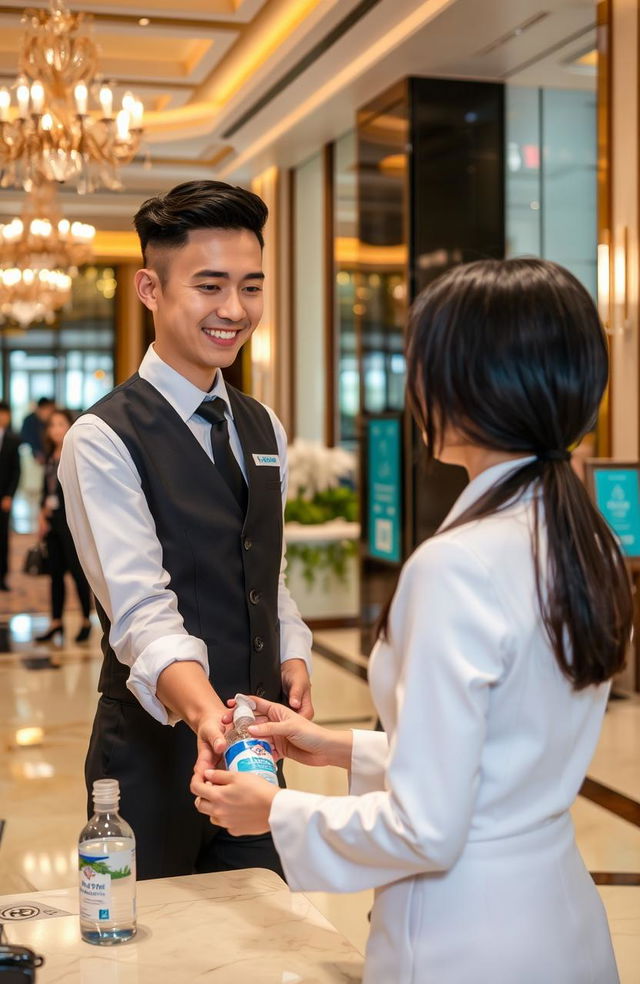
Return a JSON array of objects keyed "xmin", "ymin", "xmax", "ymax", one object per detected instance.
[
  {"xmin": 268, "ymin": 538, "xmax": 511, "ymax": 893},
  {"xmin": 58, "ymin": 415, "xmax": 208, "ymax": 726},
  {"xmin": 264, "ymin": 406, "xmax": 313, "ymax": 674},
  {"xmin": 349, "ymin": 729, "xmax": 390, "ymax": 795}
]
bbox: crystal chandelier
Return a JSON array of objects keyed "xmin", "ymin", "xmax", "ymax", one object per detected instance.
[
  {"xmin": 0, "ymin": 185, "xmax": 83, "ymax": 327},
  {"xmin": 0, "ymin": 266, "xmax": 72, "ymax": 328},
  {"xmin": 0, "ymin": 182, "xmax": 95, "ymax": 270},
  {"xmin": 0, "ymin": 0, "xmax": 144, "ymax": 194}
]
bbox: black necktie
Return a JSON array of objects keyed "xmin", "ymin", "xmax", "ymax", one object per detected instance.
[{"xmin": 196, "ymin": 397, "xmax": 247, "ymax": 512}]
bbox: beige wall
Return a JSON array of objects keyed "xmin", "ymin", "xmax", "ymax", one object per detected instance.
[
  {"xmin": 250, "ymin": 166, "xmax": 294, "ymax": 432},
  {"xmin": 293, "ymin": 152, "xmax": 327, "ymax": 444}
]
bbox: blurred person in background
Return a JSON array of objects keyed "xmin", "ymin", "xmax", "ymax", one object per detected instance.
[
  {"xmin": 36, "ymin": 408, "xmax": 92, "ymax": 643},
  {"xmin": 0, "ymin": 401, "xmax": 21, "ymax": 591},
  {"xmin": 20, "ymin": 396, "xmax": 55, "ymax": 464}
]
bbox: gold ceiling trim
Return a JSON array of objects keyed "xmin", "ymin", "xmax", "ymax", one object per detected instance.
[
  {"xmin": 0, "ymin": 6, "xmax": 244, "ymax": 33},
  {"xmin": 141, "ymin": 145, "xmax": 233, "ymax": 168}
]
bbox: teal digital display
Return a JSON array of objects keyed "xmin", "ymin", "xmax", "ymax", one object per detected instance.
[
  {"xmin": 593, "ymin": 467, "xmax": 640, "ymax": 557},
  {"xmin": 367, "ymin": 417, "xmax": 402, "ymax": 562}
]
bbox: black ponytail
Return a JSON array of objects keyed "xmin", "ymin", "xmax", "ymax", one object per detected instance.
[{"xmin": 386, "ymin": 258, "xmax": 632, "ymax": 689}]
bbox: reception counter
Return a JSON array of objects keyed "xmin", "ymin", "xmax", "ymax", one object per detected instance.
[{"xmin": 0, "ymin": 868, "xmax": 364, "ymax": 982}]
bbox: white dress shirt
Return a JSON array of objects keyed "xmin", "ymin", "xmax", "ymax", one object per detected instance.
[
  {"xmin": 269, "ymin": 459, "xmax": 617, "ymax": 983},
  {"xmin": 59, "ymin": 345, "xmax": 312, "ymax": 725}
]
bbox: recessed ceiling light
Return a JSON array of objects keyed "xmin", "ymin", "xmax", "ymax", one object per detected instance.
[{"xmin": 138, "ymin": 17, "xmax": 150, "ymax": 26}]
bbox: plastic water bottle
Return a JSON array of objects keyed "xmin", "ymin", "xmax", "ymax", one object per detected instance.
[
  {"xmin": 78, "ymin": 778, "xmax": 137, "ymax": 945},
  {"xmin": 223, "ymin": 694, "xmax": 278, "ymax": 784}
]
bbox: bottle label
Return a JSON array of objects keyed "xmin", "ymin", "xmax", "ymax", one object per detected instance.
[
  {"xmin": 78, "ymin": 848, "xmax": 135, "ymax": 922},
  {"xmin": 224, "ymin": 739, "xmax": 278, "ymax": 785}
]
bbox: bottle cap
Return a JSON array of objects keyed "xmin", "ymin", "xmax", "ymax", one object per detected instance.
[
  {"xmin": 233, "ymin": 693, "xmax": 256, "ymax": 726},
  {"xmin": 92, "ymin": 778, "xmax": 120, "ymax": 808}
]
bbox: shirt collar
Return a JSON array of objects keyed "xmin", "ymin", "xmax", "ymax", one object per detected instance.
[
  {"xmin": 138, "ymin": 344, "xmax": 233, "ymax": 423},
  {"xmin": 440, "ymin": 455, "xmax": 537, "ymax": 529}
]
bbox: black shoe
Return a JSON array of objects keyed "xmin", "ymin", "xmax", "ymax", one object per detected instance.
[
  {"xmin": 35, "ymin": 625, "xmax": 63, "ymax": 643},
  {"xmin": 75, "ymin": 623, "xmax": 91, "ymax": 643}
]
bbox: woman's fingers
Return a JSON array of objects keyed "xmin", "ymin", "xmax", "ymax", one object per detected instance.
[
  {"xmin": 248, "ymin": 720, "xmax": 296, "ymax": 739},
  {"xmin": 248, "ymin": 696, "xmax": 293, "ymax": 720}
]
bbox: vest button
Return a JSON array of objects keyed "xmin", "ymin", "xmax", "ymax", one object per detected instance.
[
  {"xmin": 244, "ymin": 537, "xmax": 253, "ymax": 551},
  {"xmin": 249, "ymin": 589, "xmax": 262, "ymax": 605},
  {"xmin": 253, "ymin": 635, "xmax": 264, "ymax": 652},
  {"xmin": 255, "ymin": 684, "xmax": 266, "ymax": 698}
]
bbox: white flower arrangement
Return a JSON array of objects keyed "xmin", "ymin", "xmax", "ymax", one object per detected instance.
[{"xmin": 286, "ymin": 439, "xmax": 357, "ymax": 500}]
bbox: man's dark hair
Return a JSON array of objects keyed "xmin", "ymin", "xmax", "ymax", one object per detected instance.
[
  {"xmin": 37, "ymin": 397, "xmax": 54, "ymax": 407},
  {"xmin": 0, "ymin": 401, "xmax": 10, "ymax": 413},
  {"xmin": 133, "ymin": 180, "xmax": 268, "ymax": 267}
]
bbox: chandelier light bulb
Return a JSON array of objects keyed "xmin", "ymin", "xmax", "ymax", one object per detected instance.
[
  {"xmin": 74, "ymin": 82, "xmax": 88, "ymax": 115},
  {"xmin": 41, "ymin": 113, "xmax": 53, "ymax": 131},
  {"xmin": 58, "ymin": 218, "xmax": 70, "ymax": 235},
  {"xmin": 131, "ymin": 99, "xmax": 144, "ymax": 129},
  {"xmin": 0, "ymin": 88, "xmax": 10, "ymax": 122},
  {"xmin": 30, "ymin": 81, "xmax": 45, "ymax": 114},
  {"xmin": 16, "ymin": 83, "xmax": 30, "ymax": 119},
  {"xmin": 115, "ymin": 109, "xmax": 130, "ymax": 141},
  {"xmin": 98, "ymin": 84, "xmax": 113, "ymax": 118},
  {"xmin": 23, "ymin": 269, "xmax": 34, "ymax": 285},
  {"xmin": 121, "ymin": 90, "xmax": 136, "ymax": 114}
]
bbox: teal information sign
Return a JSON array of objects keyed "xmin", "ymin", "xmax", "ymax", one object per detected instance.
[
  {"xmin": 367, "ymin": 417, "xmax": 402, "ymax": 562},
  {"xmin": 593, "ymin": 467, "xmax": 640, "ymax": 557}
]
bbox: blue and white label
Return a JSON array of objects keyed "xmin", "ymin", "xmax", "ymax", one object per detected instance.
[
  {"xmin": 224, "ymin": 739, "xmax": 278, "ymax": 785},
  {"xmin": 252, "ymin": 453, "xmax": 280, "ymax": 467}
]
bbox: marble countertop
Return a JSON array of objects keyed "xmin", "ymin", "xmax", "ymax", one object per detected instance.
[{"xmin": 0, "ymin": 868, "xmax": 364, "ymax": 983}]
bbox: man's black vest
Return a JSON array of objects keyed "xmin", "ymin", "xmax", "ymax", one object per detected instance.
[{"xmin": 86, "ymin": 373, "xmax": 283, "ymax": 706}]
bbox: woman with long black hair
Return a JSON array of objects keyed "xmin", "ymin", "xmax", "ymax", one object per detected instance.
[
  {"xmin": 192, "ymin": 258, "xmax": 632, "ymax": 983},
  {"xmin": 36, "ymin": 408, "xmax": 92, "ymax": 644}
]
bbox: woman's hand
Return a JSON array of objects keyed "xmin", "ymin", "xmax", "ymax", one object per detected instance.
[
  {"xmin": 224, "ymin": 696, "xmax": 353, "ymax": 769},
  {"xmin": 191, "ymin": 772, "xmax": 279, "ymax": 836}
]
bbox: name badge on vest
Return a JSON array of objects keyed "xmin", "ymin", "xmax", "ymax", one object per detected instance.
[{"xmin": 252, "ymin": 453, "xmax": 280, "ymax": 467}]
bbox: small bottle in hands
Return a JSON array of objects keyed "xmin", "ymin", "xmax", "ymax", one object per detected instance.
[
  {"xmin": 78, "ymin": 778, "xmax": 136, "ymax": 945},
  {"xmin": 223, "ymin": 693, "xmax": 278, "ymax": 785}
]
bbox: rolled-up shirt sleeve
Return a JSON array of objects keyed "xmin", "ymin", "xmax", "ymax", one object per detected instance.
[{"xmin": 59, "ymin": 415, "xmax": 208, "ymax": 725}]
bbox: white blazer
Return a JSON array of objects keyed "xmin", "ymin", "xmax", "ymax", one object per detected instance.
[{"xmin": 270, "ymin": 458, "xmax": 619, "ymax": 984}]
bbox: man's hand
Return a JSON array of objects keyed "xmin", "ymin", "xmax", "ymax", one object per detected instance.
[
  {"xmin": 1, "ymin": 496, "xmax": 12, "ymax": 513},
  {"xmin": 193, "ymin": 710, "xmax": 228, "ymax": 782},
  {"xmin": 191, "ymin": 771, "xmax": 279, "ymax": 836},
  {"xmin": 155, "ymin": 661, "xmax": 229, "ymax": 782},
  {"xmin": 281, "ymin": 658, "xmax": 313, "ymax": 719}
]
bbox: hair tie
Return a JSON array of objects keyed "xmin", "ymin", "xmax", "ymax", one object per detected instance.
[{"xmin": 537, "ymin": 449, "xmax": 572, "ymax": 463}]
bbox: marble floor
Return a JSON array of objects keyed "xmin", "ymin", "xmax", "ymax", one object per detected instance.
[{"xmin": 1, "ymin": 615, "xmax": 639, "ymax": 980}]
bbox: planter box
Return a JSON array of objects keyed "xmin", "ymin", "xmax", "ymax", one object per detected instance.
[{"xmin": 284, "ymin": 521, "xmax": 360, "ymax": 621}]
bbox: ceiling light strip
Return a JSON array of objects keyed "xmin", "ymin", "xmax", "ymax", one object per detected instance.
[
  {"xmin": 476, "ymin": 11, "xmax": 551, "ymax": 57},
  {"xmin": 219, "ymin": 0, "xmax": 457, "ymax": 177},
  {"xmin": 502, "ymin": 23, "xmax": 596, "ymax": 80},
  {"xmin": 222, "ymin": 0, "xmax": 384, "ymax": 139}
]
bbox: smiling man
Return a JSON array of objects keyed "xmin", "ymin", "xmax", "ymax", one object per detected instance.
[{"xmin": 59, "ymin": 181, "xmax": 313, "ymax": 880}]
